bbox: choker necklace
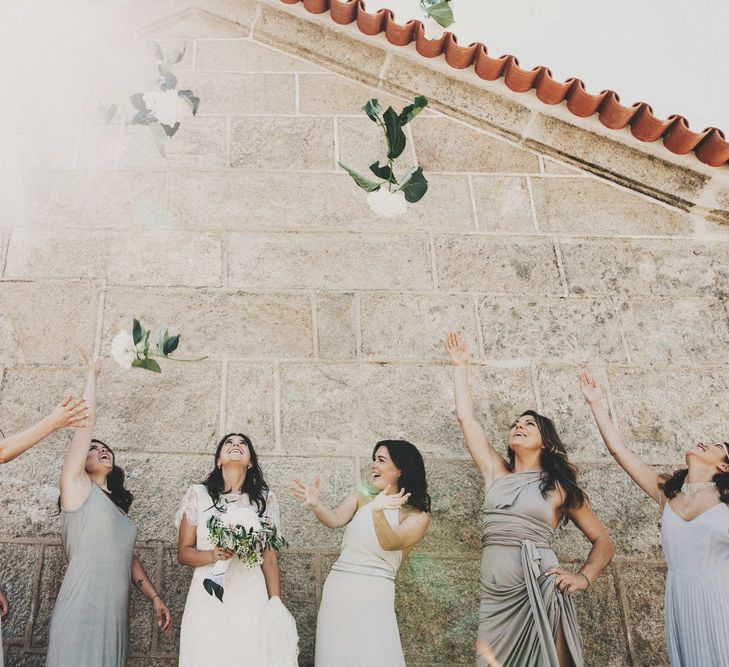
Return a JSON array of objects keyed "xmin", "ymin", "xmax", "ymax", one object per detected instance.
[{"xmin": 681, "ymin": 481, "xmax": 716, "ymax": 496}]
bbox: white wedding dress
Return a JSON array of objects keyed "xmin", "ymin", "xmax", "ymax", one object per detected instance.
[{"xmin": 175, "ymin": 484, "xmax": 297, "ymax": 666}]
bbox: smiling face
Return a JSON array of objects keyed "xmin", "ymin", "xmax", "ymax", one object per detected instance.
[
  {"xmin": 217, "ymin": 434, "xmax": 252, "ymax": 469},
  {"xmin": 508, "ymin": 414, "xmax": 544, "ymax": 453},
  {"xmin": 371, "ymin": 445, "xmax": 401, "ymax": 491},
  {"xmin": 686, "ymin": 441, "xmax": 729, "ymax": 473},
  {"xmin": 85, "ymin": 440, "xmax": 114, "ymax": 476}
]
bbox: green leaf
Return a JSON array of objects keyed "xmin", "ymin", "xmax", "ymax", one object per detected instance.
[
  {"xmin": 158, "ymin": 66, "xmax": 177, "ymax": 91},
  {"xmin": 383, "ymin": 107, "xmax": 406, "ymax": 159},
  {"xmin": 163, "ymin": 334, "xmax": 180, "ymax": 356},
  {"xmin": 178, "ymin": 89, "xmax": 200, "ymax": 115},
  {"xmin": 398, "ymin": 96, "xmax": 429, "ymax": 125},
  {"xmin": 369, "ymin": 161, "xmax": 394, "ymax": 181},
  {"xmin": 130, "ymin": 93, "xmax": 147, "ymax": 112},
  {"xmin": 161, "ymin": 121, "xmax": 181, "ymax": 137},
  {"xmin": 144, "ymin": 358, "xmax": 162, "ymax": 373},
  {"xmin": 149, "ymin": 123, "xmax": 167, "ymax": 157},
  {"xmin": 338, "ymin": 163, "xmax": 382, "ymax": 192},
  {"xmin": 152, "ymin": 41, "xmax": 164, "ymax": 61},
  {"xmin": 173, "ymin": 43, "xmax": 187, "ymax": 64},
  {"xmin": 130, "ymin": 109, "xmax": 153, "ymax": 125},
  {"xmin": 426, "ymin": 0, "xmax": 454, "ymax": 28},
  {"xmin": 103, "ymin": 104, "xmax": 118, "ymax": 124},
  {"xmin": 157, "ymin": 327, "xmax": 168, "ymax": 354},
  {"xmin": 362, "ymin": 99, "xmax": 383, "ymax": 124},
  {"xmin": 397, "ymin": 166, "xmax": 428, "ymax": 203},
  {"xmin": 132, "ymin": 319, "xmax": 143, "ymax": 345}
]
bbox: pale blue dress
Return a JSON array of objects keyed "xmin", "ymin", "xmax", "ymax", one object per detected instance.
[{"xmin": 662, "ymin": 500, "xmax": 729, "ymax": 666}]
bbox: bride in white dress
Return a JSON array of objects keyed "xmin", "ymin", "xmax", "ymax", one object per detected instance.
[
  {"xmin": 293, "ymin": 439, "xmax": 431, "ymax": 667},
  {"xmin": 176, "ymin": 433, "xmax": 297, "ymax": 666}
]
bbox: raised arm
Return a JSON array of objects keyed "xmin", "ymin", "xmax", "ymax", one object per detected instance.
[
  {"xmin": 291, "ymin": 477, "xmax": 360, "ymax": 528},
  {"xmin": 59, "ymin": 351, "xmax": 101, "ymax": 511},
  {"xmin": 444, "ymin": 333, "xmax": 508, "ymax": 484},
  {"xmin": 0, "ymin": 396, "xmax": 88, "ymax": 464},
  {"xmin": 580, "ymin": 372, "xmax": 662, "ymax": 503},
  {"xmin": 370, "ymin": 485, "xmax": 430, "ymax": 552}
]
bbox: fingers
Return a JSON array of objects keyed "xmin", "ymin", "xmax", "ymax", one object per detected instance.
[
  {"xmin": 313, "ymin": 476, "xmax": 320, "ymax": 490},
  {"xmin": 59, "ymin": 395, "xmax": 72, "ymax": 407}
]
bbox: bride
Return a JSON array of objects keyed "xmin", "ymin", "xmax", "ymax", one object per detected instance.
[{"xmin": 176, "ymin": 433, "xmax": 297, "ymax": 666}]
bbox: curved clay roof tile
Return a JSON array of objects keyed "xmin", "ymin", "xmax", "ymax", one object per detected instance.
[{"xmin": 279, "ymin": 0, "xmax": 727, "ymax": 167}]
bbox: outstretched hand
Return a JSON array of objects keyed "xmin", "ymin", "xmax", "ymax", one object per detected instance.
[
  {"xmin": 444, "ymin": 332, "xmax": 469, "ymax": 366},
  {"xmin": 48, "ymin": 396, "xmax": 90, "ymax": 430},
  {"xmin": 579, "ymin": 372, "xmax": 603, "ymax": 405},
  {"xmin": 371, "ymin": 484, "xmax": 411, "ymax": 511},
  {"xmin": 291, "ymin": 476, "xmax": 321, "ymax": 510}
]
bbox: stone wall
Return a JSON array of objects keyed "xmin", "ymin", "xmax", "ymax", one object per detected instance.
[{"xmin": 2, "ymin": 5, "xmax": 729, "ymax": 666}]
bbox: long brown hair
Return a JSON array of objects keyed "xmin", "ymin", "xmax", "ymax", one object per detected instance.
[
  {"xmin": 507, "ymin": 410, "xmax": 587, "ymax": 523},
  {"xmin": 659, "ymin": 442, "xmax": 729, "ymax": 503}
]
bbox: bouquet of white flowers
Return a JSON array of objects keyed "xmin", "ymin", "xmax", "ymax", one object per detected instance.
[{"xmin": 203, "ymin": 505, "xmax": 287, "ymax": 602}]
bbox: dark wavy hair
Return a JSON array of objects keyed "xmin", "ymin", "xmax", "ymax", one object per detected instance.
[
  {"xmin": 202, "ymin": 433, "xmax": 269, "ymax": 515},
  {"xmin": 659, "ymin": 442, "xmax": 729, "ymax": 503},
  {"xmin": 56, "ymin": 439, "xmax": 134, "ymax": 514},
  {"xmin": 507, "ymin": 411, "xmax": 587, "ymax": 523},
  {"xmin": 373, "ymin": 440, "xmax": 431, "ymax": 513}
]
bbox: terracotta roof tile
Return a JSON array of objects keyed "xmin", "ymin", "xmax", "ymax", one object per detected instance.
[{"xmin": 279, "ymin": 0, "xmax": 729, "ymax": 168}]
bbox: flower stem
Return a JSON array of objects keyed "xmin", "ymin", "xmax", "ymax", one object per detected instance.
[{"xmin": 149, "ymin": 352, "xmax": 209, "ymax": 362}]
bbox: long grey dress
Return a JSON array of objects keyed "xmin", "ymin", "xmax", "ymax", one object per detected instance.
[
  {"xmin": 478, "ymin": 471, "xmax": 583, "ymax": 667},
  {"xmin": 46, "ymin": 484, "xmax": 137, "ymax": 667},
  {"xmin": 662, "ymin": 500, "xmax": 729, "ymax": 666}
]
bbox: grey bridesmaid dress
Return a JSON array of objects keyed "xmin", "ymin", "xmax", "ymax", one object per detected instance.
[
  {"xmin": 662, "ymin": 500, "xmax": 729, "ymax": 666},
  {"xmin": 478, "ymin": 471, "xmax": 583, "ymax": 667},
  {"xmin": 46, "ymin": 484, "xmax": 137, "ymax": 667}
]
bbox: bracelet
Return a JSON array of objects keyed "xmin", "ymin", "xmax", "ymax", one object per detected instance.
[
  {"xmin": 577, "ymin": 571, "xmax": 591, "ymax": 588},
  {"xmin": 151, "ymin": 594, "xmax": 160, "ymax": 602}
]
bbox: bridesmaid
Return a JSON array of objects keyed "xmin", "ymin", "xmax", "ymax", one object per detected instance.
[
  {"xmin": 581, "ymin": 372, "xmax": 729, "ymax": 666},
  {"xmin": 46, "ymin": 351, "xmax": 172, "ymax": 667},
  {"xmin": 1, "ymin": 393, "xmax": 87, "ymax": 664},
  {"xmin": 292, "ymin": 439, "xmax": 430, "ymax": 667},
  {"xmin": 0, "ymin": 395, "xmax": 88, "ymax": 464},
  {"xmin": 444, "ymin": 333, "xmax": 613, "ymax": 667}
]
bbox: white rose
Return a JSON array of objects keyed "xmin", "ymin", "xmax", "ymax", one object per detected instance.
[
  {"xmin": 110, "ymin": 330, "xmax": 138, "ymax": 370},
  {"xmin": 142, "ymin": 89, "xmax": 191, "ymax": 128},
  {"xmin": 367, "ymin": 188, "xmax": 408, "ymax": 218},
  {"xmin": 224, "ymin": 505, "xmax": 262, "ymax": 532}
]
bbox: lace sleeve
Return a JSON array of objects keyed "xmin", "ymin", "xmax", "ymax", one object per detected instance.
[
  {"xmin": 175, "ymin": 484, "xmax": 199, "ymax": 529},
  {"xmin": 263, "ymin": 491, "xmax": 281, "ymax": 532}
]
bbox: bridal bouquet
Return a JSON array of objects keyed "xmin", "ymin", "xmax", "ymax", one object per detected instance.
[{"xmin": 203, "ymin": 505, "xmax": 287, "ymax": 602}]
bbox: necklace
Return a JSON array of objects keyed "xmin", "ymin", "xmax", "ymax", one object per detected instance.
[{"xmin": 680, "ymin": 481, "xmax": 716, "ymax": 496}]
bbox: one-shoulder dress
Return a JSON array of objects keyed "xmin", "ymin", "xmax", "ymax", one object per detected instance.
[{"xmin": 478, "ymin": 471, "xmax": 583, "ymax": 667}]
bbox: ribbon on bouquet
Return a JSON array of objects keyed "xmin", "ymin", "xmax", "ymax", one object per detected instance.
[{"xmin": 203, "ymin": 558, "xmax": 230, "ymax": 602}]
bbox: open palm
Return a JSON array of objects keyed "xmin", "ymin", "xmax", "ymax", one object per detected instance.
[{"xmin": 444, "ymin": 332, "xmax": 469, "ymax": 365}]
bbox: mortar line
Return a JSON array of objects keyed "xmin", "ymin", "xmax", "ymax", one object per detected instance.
[
  {"xmin": 353, "ymin": 292, "xmax": 363, "ymax": 356},
  {"xmin": 525, "ymin": 175, "xmax": 540, "ymax": 232},
  {"xmin": 332, "ymin": 116, "xmax": 340, "ymax": 171},
  {"xmin": 311, "ymin": 290, "xmax": 320, "ymax": 358},
  {"xmin": 273, "ymin": 361, "xmax": 282, "ymax": 450},
  {"xmin": 218, "ymin": 359, "xmax": 228, "ymax": 435},
  {"xmin": 611, "ymin": 296, "xmax": 634, "ymax": 365},
  {"xmin": 552, "ymin": 237, "xmax": 570, "ymax": 298},
  {"xmin": 428, "ymin": 233, "xmax": 439, "ymax": 291},
  {"xmin": 611, "ymin": 565, "xmax": 636, "ymax": 665},
  {"xmin": 294, "ymin": 73, "xmax": 301, "ymax": 114},
  {"xmin": 529, "ymin": 364, "xmax": 543, "ymax": 412},
  {"xmin": 467, "ymin": 174, "xmax": 481, "ymax": 230},
  {"xmin": 26, "ymin": 543, "xmax": 46, "ymax": 648},
  {"xmin": 472, "ymin": 293, "xmax": 486, "ymax": 363}
]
